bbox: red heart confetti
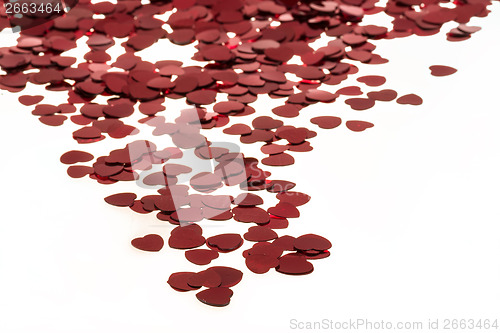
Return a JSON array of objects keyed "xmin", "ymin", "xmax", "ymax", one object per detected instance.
[
  {"xmin": 336, "ymin": 86, "xmax": 363, "ymax": 96},
  {"xmin": 67, "ymin": 166, "xmax": 94, "ymax": 179},
  {"xmin": 207, "ymin": 234, "xmax": 244, "ymax": 253},
  {"xmin": 185, "ymin": 249, "xmax": 219, "ymax": 266},
  {"xmin": 18, "ymin": 95, "xmax": 44, "ymax": 106},
  {"xmin": 243, "ymin": 226, "xmax": 279, "ymax": 242},
  {"xmin": 346, "ymin": 120, "xmax": 375, "ymax": 132},
  {"xmin": 429, "ymin": 65, "xmax": 458, "ymax": 77},
  {"xmin": 276, "ymin": 254, "xmax": 314, "ymax": 275},
  {"xmin": 131, "ymin": 234, "xmax": 164, "ymax": 252},
  {"xmin": 310, "ymin": 116, "xmax": 342, "ymax": 129},
  {"xmin": 167, "ymin": 272, "xmax": 200, "ymax": 292},
  {"xmin": 367, "ymin": 89, "xmax": 398, "ymax": 102},
  {"xmin": 60, "ymin": 151, "xmax": 94, "ymax": 165},
  {"xmin": 356, "ymin": 75, "xmax": 387, "ymax": 87},
  {"xmin": 397, "ymin": 94, "xmax": 424, "ymax": 105},
  {"xmin": 104, "ymin": 193, "xmax": 137, "ymax": 207},
  {"xmin": 2, "ymin": 0, "xmax": 496, "ymax": 308},
  {"xmin": 294, "ymin": 234, "xmax": 332, "ymax": 252},
  {"xmin": 196, "ymin": 287, "xmax": 233, "ymax": 307},
  {"xmin": 345, "ymin": 98, "xmax": 376, "ymax": 111}
]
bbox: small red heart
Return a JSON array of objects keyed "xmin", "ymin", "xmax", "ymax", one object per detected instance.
[
  {"xmin": 356, "ymin": 75, "xmax": 386, "ymax": 87},
  {"xmin": 305, "ymin": 89, "xmax": 338, "ymax": 102},
  {"xmin": 396, "ymin": 94, "xmax": 423, "ymax": 105},
  {"xmin": 276, "ymin": 254, "xmax": 314, "ymax": 275},
  {"xmin": 272, "ymin": 104, "xmax": 302, "ymax": 118},
  {"xmin": 18, "ymin": 95, "xmax": 44, "ymax": 106},
  {"xmin": 39, "ymin": 115, "xmax": 67, "ymax": 127},
  {"xmin": 185, "ymin": 249, "xmax": 219, "ymax": 265},
  {"xmin": 301, "ymin": 51, "xmax": 325, "ymax": 65},
  {"xmin": 429, "ymin": 65, "xmax": 457, "ymax": 77},
  {"xmin": 233, "ymin": 193, "xmax": 264, "ymax": 206},
  {"xmin": 232, "ymin": 206, "xmax": 270, "ymax": 224},
  {"xmin": 264, "ymin": 46, "xmax": 294, "ymax": 62},
  {"xmin": 276, "ymin": 191, "xmax": 311, "ymax": 206},
  {"xmin": 67, "ymin": 165, "xmax": 94, "ymax": 179},
  {"xmin": 207, "ymin": 233, "xmax": 243, "ymax": 252},
  {"xmin": 267, "ymin": 202, "xmax": 300, "ymax": 218},
  {"xmin": 294, "ymin": 234, "xmax": 332, "ymax": 251},
  {"xmin": 131, "ymin": 234, "xmax": 164, "ymax": 252},
  {"xmin": 336, "ymin": 86, "xmax": 363, "ymax": 96},
  {"xmin": 367, "ymin": 89, "xmax": 398, "ymax": 101},
  {"xmin": 196, "ymin": 287, "xmax": 233, "ymax": 307},
  {"xmin": 244, "ymin": 226, "xmax": 278, "ymax": 242},
  {"xmin": 262, "ymin": 153, "xmax": 295, "ymax": 167},
  {"xmin": 310, "ymin": 116, "xmax": 342, "ymax": 129},
  {"xmin": 60, "ymin": 150, "xmax": 94, "ymax": 165},
  {"xmin": 104, "ymin": 192, "xmax": 137, "ymax": 207},
  {"xmin": 108, "ymin": 124, "xmax": 139, "ymax": 139},
  {"xmin": 345, "ymin": 98, "xmax": 376, "ymax": 111},
  {"xmin": 342, "ymin": 33, "xmax": 367, "ymax": 45},
  {"xmin": 252, "ymin": 116, "xmax": 283, "ymax": 130},
  {"xmin": 345, "ymin": 120, "xmax": 374, "ymax": 132},
  {"xmin": 168, "ymin": 224, "xmax": 206, "ymax": 249},
  {"xmin": 167, "ymin": 272, "xmax": 200, "ymax": 292}
]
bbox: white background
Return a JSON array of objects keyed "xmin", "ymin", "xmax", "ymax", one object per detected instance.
[{"xmin": 1, "ymin": 2, "xmax": 500, "ymax": 332}]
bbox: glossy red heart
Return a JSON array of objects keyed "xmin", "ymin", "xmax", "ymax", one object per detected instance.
[
  {"xmin": 131, "ymin": 234, "xmax": 164, "ymax": 252},
  {"xmin": 345, "ymin": 120, "xmax": 374, "ymax": 132},
  {"xmin": 196, "ymin": 287, "xmax": 233, "ymax": 307}
]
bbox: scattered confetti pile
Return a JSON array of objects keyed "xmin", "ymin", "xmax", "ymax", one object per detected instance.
[{"xmin": 1, "ymin": 0, "xmax": 496, "ymax": 306}]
